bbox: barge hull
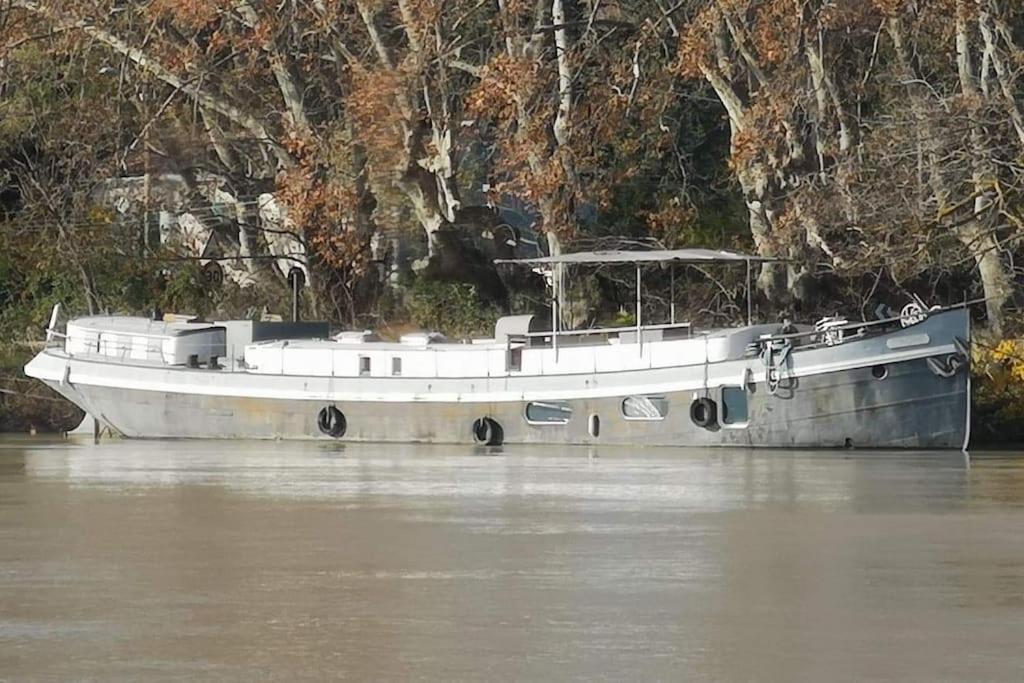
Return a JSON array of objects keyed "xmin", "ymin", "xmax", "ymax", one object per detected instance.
[
  {"xmin": 36, "ymin": 357, "xmax": 967, "ymax": 448},
  {"xmin": 26, "ymin": 309, "xmax": 971, "ymax": 449}
]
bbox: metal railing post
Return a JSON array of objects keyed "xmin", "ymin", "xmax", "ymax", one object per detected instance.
[
  {"xmin": 670, "ymin": 265, "xmax": 676, "ymax": 325},
  {"xmin": 746, "ymin": 259, "xmax": 753, "ymax": 326},
  {"xmin": 551, "ymin": 266, "xmax": 559, "ymax": 361},
  {"xmin": 636, "ymin": 265, "xmax": 642, "ymax": 355}
]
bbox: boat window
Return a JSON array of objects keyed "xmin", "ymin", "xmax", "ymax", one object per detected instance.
[
  {"xmin": 721, "ymin": 387, "xmax": 748, "ymax": 425},
  {"xmin": 621, "ymin": 396, "xmax": 669, "ymax": 420},
  {"xmin": 392, "ymin": 357, "xmax": 402, "ymax": 376},
  {"xmin": 508, "ymin": 346, "xmax": 523, "ymax": 372},
  {"xmin": 359, "ymin": 356, "xmax": 371, "ymax": 376},
  {"xmin": 525, "ymin": 401, "xmax": 572, "ymax": 425}
]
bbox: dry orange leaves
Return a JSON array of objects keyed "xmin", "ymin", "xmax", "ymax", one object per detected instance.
[{"xmin": 148, "ymin": 0, "xmax": 229, "ymax": 28}]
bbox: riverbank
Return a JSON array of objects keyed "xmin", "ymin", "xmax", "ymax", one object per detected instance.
[
  {"xmin": 972, "ymin": 340, "xmax": 1024, "ymax": 445},
  {"xmin": 0, "ymin": 344, "xmax": 82, "ymax": 433}
]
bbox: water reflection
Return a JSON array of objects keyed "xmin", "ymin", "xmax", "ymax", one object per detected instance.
[
  {"xmin": 12, "ymin": 440, "xmax": 979, "ymax": 510},
  {"xmin": 1, "ymin": 438, "xmax": 1023, "ymax": 681}
]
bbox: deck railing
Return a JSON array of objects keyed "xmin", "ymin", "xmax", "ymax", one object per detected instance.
[
  {"xmin": 520, "ymin": 321, "xmax": 693, "ymax": 341},
  {"xmin": 45, "ymin": 329, "xmax": 240, "ymax": 371}
]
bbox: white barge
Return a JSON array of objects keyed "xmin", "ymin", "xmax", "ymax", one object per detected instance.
[{"xmin": 25, "ymin": 249, "xmax": 971, "ymax": 448}]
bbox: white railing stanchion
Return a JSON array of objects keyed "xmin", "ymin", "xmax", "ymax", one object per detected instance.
[
  {"xmin": 636, "ymin": 265, "xmax": 642, "ymax": 356},
  {"xmin": 45, "ymin": 304, "xmax": 61, "ymax": 344}
]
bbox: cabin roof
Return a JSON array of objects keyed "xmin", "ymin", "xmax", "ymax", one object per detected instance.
[
  {"xmin": 495, "ymin": 248, "xmax": 781, "ymax": 266},
  {"xmin": 68, "ymin": 316, "xmax": 221, "ymax": 337}
]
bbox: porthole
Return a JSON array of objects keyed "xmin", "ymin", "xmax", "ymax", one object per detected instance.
[
  {"xmin": 621, "ymin": 396, "xmax": 669, "ymax": 421},
  {"xmin": 525, "ymin": 401, "xmax": 572, "ymax": 425},
  {"xmin": 588, "ymin": 414, "xmax": 601, "ymax": 438},
  {"xmin": 871, "ymin": 364, "xmax": 888, "ymax": 380}
]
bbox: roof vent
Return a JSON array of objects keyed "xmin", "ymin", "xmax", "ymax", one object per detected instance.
[
  {"xmin": 400, "ymin": 332, "xmax": 447, "ymax": 345},
  {"xmin": 332, "ymin": 330, "xmax": 380, "ymax": 343}
]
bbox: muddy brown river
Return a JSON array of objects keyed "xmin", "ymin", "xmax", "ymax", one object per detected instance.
[{"xmin": 1, "ymin": 437, "xmax": 1023, "ymax": 681}]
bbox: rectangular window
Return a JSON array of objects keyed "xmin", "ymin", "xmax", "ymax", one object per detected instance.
[
  {"xmin": 391, "ymin": 357, "xmax": 402, "ymax": 376},
  {"xmin": 359, "ymin": 356, "xmax": 371, "ymax": 376},
  {"xmin": 525, "ymin": 401, "xmax": 572, "ymax": 425},
  {"xmin": 622, "ymin": 396, "xmax": 669, "ymax": 421},
  {"xmin": 721, "ymin": 387, "xmax": 748, "ymax": 425},
  {"xmin": 508, "ymin": 346, "xmax": 523, "ymax": 372}
]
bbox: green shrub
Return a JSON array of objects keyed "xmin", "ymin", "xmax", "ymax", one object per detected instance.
[
  {"xmin": 159, "ymin": 263, "xmax": 213, "ymax": 317},
  {"xmin": 404, "ymin": 279, "xmax": 501, "ymax": 339}
]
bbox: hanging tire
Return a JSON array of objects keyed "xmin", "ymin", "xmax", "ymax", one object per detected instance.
[
  {"xmin": 472, "ymin": 417, "xmax": 503, "ymax": 446},
  {"xmin": 690, "ymin": 397, "xmax": 717, "ymax": 429},
  {"xmin": 317, "ymin": 406, "xmax": 347, "ymax": 438}
]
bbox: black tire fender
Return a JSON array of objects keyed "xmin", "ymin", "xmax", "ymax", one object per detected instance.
[
  {"xmin": 317, "ymin": 406, "xmax": 347, "ymax": 438},
  {"xmin": 689, "ymin": 397, "xmax": 717, "ymax": 429},
  {"xmin": 472, "ymin": 417, "xmax": 503, "ymax": 446}
]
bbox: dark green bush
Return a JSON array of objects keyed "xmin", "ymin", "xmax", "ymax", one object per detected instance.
[{"xmin": 404, "ymin": 279, "xmax": 501, "ymax": 339}]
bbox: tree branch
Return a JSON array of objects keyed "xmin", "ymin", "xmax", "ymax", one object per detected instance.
[
  {"xmin": 233, "ymin": 0, "xmax": 312, "ymax": 135},
  {"xmin": 10, "ymin": 0, "xmax": 292, "ymax": 166}
]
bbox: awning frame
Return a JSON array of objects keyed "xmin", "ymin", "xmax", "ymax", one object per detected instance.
[
  {"xmin": 496, "ymin": 247, "xmax": 782, "ymax": 342},
  {"xmin": 494, "ymin": 248, "xmax": 784, "ymax": 267}
]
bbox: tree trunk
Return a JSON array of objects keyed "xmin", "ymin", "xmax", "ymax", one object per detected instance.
[
  {"xmin": 955, "ymin": 5, "xmax": 1012, "ymax": 334},
  {"xmin": 890, "ymin": 15, "xmax": 1011, "ymax": 333},
  {"xmin": 733, "ymin": 158, "xmax": 784, "ymax": 299},
  {"xmin": 961, "ymin": 224, "xmax": 1011, "ymax": 334}
]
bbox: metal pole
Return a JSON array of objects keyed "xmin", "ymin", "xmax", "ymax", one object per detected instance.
[
  {"xmin": 291, "ymin": 270, "xmax": 300, "ymax": 322},
  {"xmin": 670, "ymin": 265, "xmax": 676, "ymax": 325},
  {"xmin": 46, "ymin": 303, "xmax": 61, "ymax": 343},
  {"xmin": 636, "ymin": 265, "xmax": 642, "ymax": 354},
  {"xmin": 552, "ymin": 266, "xmax": 559, "ymax": 360},
  {"xmin": 142, "ymin": 106, "xmax": 151, "ymax": 254},
  {"xmin": 560, "ymin": 263, "xmax": 565, "ymax": 331},
  {"xmin": 745, "ymin": 259, "xmax": 753, "ymax": 326}
]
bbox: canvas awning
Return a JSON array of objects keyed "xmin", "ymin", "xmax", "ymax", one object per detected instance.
[{"xmin": 494, "ymin": 248, "xmax": 782, "ymax": 266}]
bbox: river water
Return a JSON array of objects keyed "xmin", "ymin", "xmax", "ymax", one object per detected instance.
[{"xmin": 1, "ymin": 438, "xmax": 1023, "ymax": 681}]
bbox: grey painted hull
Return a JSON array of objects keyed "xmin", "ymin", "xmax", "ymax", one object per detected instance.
[
  {"xmin": 30, "ymin": 309, "xmax": 971, "ymax": 449},
  {"xmin": 44, "ymin": 359, "xmax": 966, "ymax": 448}
]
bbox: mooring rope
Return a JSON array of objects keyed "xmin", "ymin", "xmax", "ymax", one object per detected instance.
[{"xmin": 761, "ymin": 339, "xmax": 793, "ymax": 396}]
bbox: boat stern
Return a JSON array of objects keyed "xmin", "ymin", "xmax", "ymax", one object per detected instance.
[{"xmin": 24, "ymin": 348, "xmax": 67, "ymax": 386}]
